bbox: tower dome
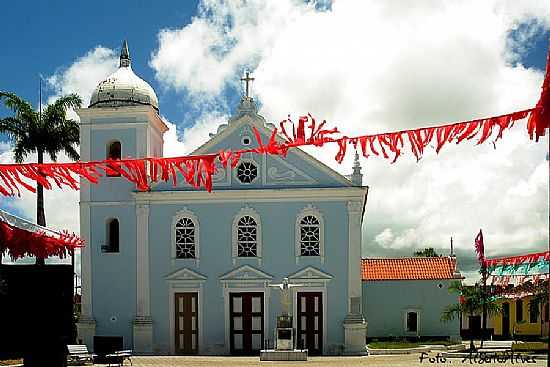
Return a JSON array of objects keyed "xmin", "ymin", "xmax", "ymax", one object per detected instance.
[{"xmin": 89, "ymin": 40, "xmax": 159, "ymax": 111}]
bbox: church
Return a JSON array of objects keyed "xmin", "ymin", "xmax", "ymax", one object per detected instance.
[{"xmin": 76, "ymin": 41, "xmax": 368, "ymax": 356}]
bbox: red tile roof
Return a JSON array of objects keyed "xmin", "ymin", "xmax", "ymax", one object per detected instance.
[{"xmin": 361, "ymin": 256, "xmax": 461, "ymax": 281}]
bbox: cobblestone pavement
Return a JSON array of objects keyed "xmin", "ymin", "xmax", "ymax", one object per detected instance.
[{"xmin": 104, "ymin": 353, "xmax": 548, "ymax": 367}]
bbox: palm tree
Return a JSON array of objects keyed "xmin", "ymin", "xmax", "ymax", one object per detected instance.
[
  {"xmin": 0, "ymin": 91, "xmax": 82, "ymax": 264},
  {"xmin": 441, "ymin": 281, "xmax": 502, "ymax": 351}
]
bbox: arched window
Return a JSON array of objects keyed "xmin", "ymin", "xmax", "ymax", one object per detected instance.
[
  {"xmin": 107, "ymin": 141, "xmax": 121, "ymax": 159},
  {"xmin": 103, "ymin": 218, "xmax": 119, "ymax": 253},
  {"xmin": 106, "ymin": 141, "xmax": 121, "ymax": 177},
  {"xmin": 172, "ymin": 208, "xmax": 200, "ymax": 262},
  {"xmin": 237, "ymin": 216, "xmax": 257, "ymax": 257},
  {"xmin": 232, "ymin": 207, "xmax": 262, "ymax": 263},
  {"xmin": 299, "ymin": 216, "xmax": 320, "ymax": 256},
  {"xmin": 175, "ymin": 217, "xmax": 196, "ymax": 259},
  {"xmin": 295, "ymin": 205, "xmax": 324, "ymax": 261}
]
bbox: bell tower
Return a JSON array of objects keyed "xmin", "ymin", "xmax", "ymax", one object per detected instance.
[{"xmin": 76, "ymin": 40, "xmax": 167, "ymax": 353}]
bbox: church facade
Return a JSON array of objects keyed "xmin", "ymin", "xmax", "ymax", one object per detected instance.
[{"xmin": 76, "ymin": 42, "xmax": 368, "ymax": 356}]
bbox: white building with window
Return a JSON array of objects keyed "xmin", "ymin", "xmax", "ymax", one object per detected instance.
[{"xmin": 77, "ymin": 41, "xmax": 368, "ymax": 356}]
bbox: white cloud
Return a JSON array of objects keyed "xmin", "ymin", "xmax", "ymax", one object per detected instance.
[
  {"xmin": 163, "ymin": 112, "xmax": 229, "ymax": 157},
  {"xmin": 46, "ymin": 46, "xmax": 118, "ymax": 106},
  {"xmin": 149, "ymin": 0, "xmax": 549, "ymax": 269}
]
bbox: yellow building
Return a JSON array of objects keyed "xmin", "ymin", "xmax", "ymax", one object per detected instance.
[{"xmin": 491, "ymin": 294, "xmax": 549, "ymax": 339}]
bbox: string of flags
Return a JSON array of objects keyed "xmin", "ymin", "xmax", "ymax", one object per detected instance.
[{"xmin": 0, "ymin": 209, "xmax": 83, "ymax": 260}]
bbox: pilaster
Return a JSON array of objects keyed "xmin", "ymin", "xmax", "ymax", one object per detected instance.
[
  {"xmin": 77, "ymin": 201, "xmax": 96, "ymax": 349},
  {"xmin": 344, "ymin": 200, "xmax": 368, "ymax": 355},
  {"xmin": 134, "ymin": 202, "xmax": 153, "ymax": 354}
]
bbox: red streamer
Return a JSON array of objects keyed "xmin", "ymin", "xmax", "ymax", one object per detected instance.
[
  {"xmin": 475, "ymin": 229, "xmax": 486, "ymax": 267},
  {"xmin": 527, "ymin": 46, "xmax": 550, "ymax": 141},
  {"xmin": 0, "ymin": 47, "xmax": 548, "ymax": 196},
  {"xmin": 0, "ymin": 220, "xmax": 83, "ymax": 260}
]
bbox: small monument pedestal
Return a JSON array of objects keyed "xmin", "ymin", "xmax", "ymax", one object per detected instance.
[
  {"xmin": 260, "ymin": 279, "xmax": 308, "ymax": 361},
  {"xmin": 261, "ymin": 316, "xmax": 307, "ymax": 361}
]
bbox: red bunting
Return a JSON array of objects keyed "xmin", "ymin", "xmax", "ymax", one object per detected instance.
[
  {"xmin": 0, "ymin": 107, "xmax": 543, "ymax": 196},
  {"xmin": 0, "ymin": 46, "xmax": 548, "ymax": 196},
  {"xmin": 527, "ymin": 46, "xmax": 550, "ymax": 142},
  {"xmin": 0, "ymin": 219, "xmax": 83, "ymax": 260}
]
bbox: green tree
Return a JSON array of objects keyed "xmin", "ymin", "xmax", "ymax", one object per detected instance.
[
  {"xmin": 0, "ymin": 91, "xmax": 82, "ymax": 264},
  {"xmin": 441, "ymin": 281, "xmax": 502, "ymax": 351},
  {"xmin": 414, "ymin": 247, "xmax": 440, "ymax": 257}
]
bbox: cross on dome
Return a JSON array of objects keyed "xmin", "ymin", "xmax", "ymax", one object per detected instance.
[{"xmin": 240, "ymin": 70, "xmax": 255, "ymax": 98}]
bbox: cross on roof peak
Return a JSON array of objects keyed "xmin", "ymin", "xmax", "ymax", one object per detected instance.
[{"xmin": 240, "ymin": 70, "xmax": 255, "ymax": 98}]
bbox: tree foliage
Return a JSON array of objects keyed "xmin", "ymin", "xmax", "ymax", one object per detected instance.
[
  {"xmin": 441, "ymin": 281, "xmax": 502, "ymax": 322},
  {"xmin": 414, "ymin": 247, "xmax": 440, "ymax": 257},
  {"xmin": 0, "ymin": 91, "xmax": 82, "ymax": 263}
]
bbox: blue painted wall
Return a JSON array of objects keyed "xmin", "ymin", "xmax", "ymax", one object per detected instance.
[
  {"xmin": 90, "ymin": 204, "xmax": 137, "ymax": 349},
  {"xmin": 87, "ymin": 111, "xmax": 358, "ymax": 354},
  {"xmin": 362, "ymin": 280, "xmax": 460, "ymax": 339},
  {"xmin": 147, "ymin": 200, "xmax": 349, "ymax": 353}
]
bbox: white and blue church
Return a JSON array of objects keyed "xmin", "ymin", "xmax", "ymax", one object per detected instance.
[{"xmin": 76, "ymin": 41, "xmax": 369, "ymax": 356}]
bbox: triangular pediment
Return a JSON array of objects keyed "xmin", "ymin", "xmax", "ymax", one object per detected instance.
[
  {"xmin": 219, "ymin": 265, "xmax": 273, "ymax": 281},
  {"xmin": 192, "ymin": 112, "xmax": 352, "ymax": 188},
  {"xmin": 165, "ymin": 268, "xmax": 207, "ymax": 282},
  {"xmin": 288, "ymin": 266, "xmax": 333, "ymax": 281}
]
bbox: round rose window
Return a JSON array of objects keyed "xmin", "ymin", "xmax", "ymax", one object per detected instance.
[{"xmin": 237, "ymin": 161, "xmax": 258, "ymax": 183}]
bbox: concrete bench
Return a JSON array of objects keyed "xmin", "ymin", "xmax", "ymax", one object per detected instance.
[
  {"xmin": 477, "ymin": 340, "xmax": 514, "ymax": 354},
  {"xmin": 106, "ymin": 349, "xmax": 133, "ymax": 366},
  {"xmin": 67, "ymin": 344, "xmax": 96, "ymax": 365}
]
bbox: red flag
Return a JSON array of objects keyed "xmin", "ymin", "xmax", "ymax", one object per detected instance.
[{"xmin": 475, "ymin": 229, "xmax": 486, "ymax": 266}]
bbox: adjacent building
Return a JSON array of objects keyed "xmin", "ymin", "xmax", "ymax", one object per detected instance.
[{"xmin": 362, "ymin": 257, "xmax": 463, "ymax": 341}]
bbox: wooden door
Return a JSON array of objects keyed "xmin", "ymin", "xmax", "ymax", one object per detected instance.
[
  {"xmin": 175, "ymin": 292, "xmax": 198, "ymax": 355},
  {"xmin": 297, "ymin": 292, "xmax": 323, "ymax": 355},
  {"xmin": 230, "ymin": 293, "xmax": 264, "ymax": 355}
]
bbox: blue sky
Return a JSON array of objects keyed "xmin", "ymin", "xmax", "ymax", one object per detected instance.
[
  {"xmin": 0, "ymin": 1, "xmax": 547, "ymax": 127},
  {"xmin": 1, "ymin": 0, "xmax": 199, "ymax": 124},
  {"xmin": 0, "ymin": 1, "xmax": 549, "ymax": 276}
]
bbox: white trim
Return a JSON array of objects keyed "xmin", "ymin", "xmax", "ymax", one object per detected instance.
[
  {"xmin": 263, "ymin": 154, "xmax": 316, "ymax": 186},
  {"xmin": 231, "ymin": 207, "xmax": 262, "ymax": 265},
  {"xmin": 347, "ymin": 200, "xmax": 363, "ymax": 315},
  {"xmin": 171, "ymin": 208, "xmax": 200, "ymax": 265},
  {"xmin": 136, "ymin": 203, "xmax": 151, "ymax": 318},
  {"xmin": 135, "ymin": 187, "xmax": 367, "ymax": 203},
  {"xmin": 79, "ymin": 202, "xmax": 93, "ymax": 319},
  {"xmin": 167, "ymin": 273, "xmax": 205, "ymax": 355},
  {"xmin": 81, "ymin": 201, "xmax": 134, "ymax": 206},
  {"xmin": 289, "ymin": 266, "xmax": 332, "ymax": 353},
  {"xmin": 288, "ymin": 266, "xmax": 333, "ymax": 283},
  {"xmin": 76, "ymin": 105, "xmax": 168, "ymax": 135},
  {"xmin": 295, "ymin": 205, "xmax": 325, "ymax": 264},
  {"xmin": 219, "ymin": 264, "xmax": 273, "ymax": 282},
  {"xmin": 165, "ymin": 267, "xmax": 207, "ymax": 282}
]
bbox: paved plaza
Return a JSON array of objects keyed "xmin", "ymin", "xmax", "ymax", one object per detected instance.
[{"xmin": 97, "ymin": 354, "xmax": 548, "ymax": 367}]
